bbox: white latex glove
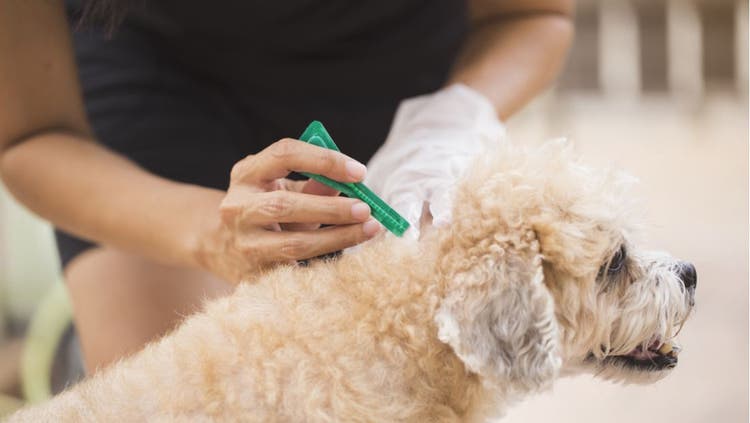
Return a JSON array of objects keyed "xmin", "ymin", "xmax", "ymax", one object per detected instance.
[{"xmin": 365, "ymin": 84, "xmax": 506, "ymax": 239}]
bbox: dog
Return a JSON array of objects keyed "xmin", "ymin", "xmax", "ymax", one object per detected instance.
[{"xmin": 10, "ymin": 140, "xmax": 696, "ymax": 422}]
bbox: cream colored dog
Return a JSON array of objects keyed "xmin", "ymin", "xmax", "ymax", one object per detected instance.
[{"xmin": 10, "ymin": 141, "xmax": 696, "ymax": 422}]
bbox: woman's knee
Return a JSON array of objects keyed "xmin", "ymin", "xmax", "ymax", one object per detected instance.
[{"xmin": 63, "ymin": 247, "xmax": 231, "ymax": 372}]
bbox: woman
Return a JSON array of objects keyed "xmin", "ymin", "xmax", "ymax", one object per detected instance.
[{"xmin": 0, "ymin": 0, "xmax": 573, "ymax": 373}]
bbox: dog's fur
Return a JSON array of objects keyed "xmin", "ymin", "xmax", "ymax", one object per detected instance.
[{"xmin": 10, "ymin": 141, "xmax": 695, "ymax": 422}]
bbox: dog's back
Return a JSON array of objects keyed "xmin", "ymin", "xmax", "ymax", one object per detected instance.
[{"xmin": 10, "ymin": 238, "xmax": 483, "ymax": 422}]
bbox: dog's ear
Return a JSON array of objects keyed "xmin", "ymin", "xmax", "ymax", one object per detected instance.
[{"xmin": 435, "ymin": 230, "xmax": 561, "ymax": 393}]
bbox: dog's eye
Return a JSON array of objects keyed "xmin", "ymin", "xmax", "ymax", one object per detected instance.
[{"xmin": 607, "ymin": 246, "xmax": 626, "ymax": 274}]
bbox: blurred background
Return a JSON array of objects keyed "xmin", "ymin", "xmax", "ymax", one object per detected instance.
[
  {"xmin": 504, "ymin": 0, "xmax": 749, "ymax": 421},
  {"xmin": 0, "ymin": 0, "xmax": 747, "ymax": 420}
]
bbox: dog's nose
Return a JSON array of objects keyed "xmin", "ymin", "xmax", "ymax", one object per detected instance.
[{"xmin": 678, "ymin": 262, "xmax": 697, "ymax": 291}]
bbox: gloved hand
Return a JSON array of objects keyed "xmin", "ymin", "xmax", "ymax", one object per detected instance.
[{"xmin": 365, "ymin": 84, "xmax": 506, "ymax": 239}]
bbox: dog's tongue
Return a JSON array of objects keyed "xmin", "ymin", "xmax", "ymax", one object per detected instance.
[
  {"xmin": 627, "ymin": 345, "xmax": 659, "ymax": 360},
  {"xmin": 626, "ymin": 341, "xmax": 677, "ymax": 360}
]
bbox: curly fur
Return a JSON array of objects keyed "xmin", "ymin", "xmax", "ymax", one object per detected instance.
[{"xmin": 10, "ymin": 141, "xmax": 695, "ymax": 422}]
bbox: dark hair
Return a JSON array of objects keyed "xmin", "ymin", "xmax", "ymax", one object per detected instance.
[{"xmin": 78, "ymin": 0, "xmax": 137, "ymax": 32}]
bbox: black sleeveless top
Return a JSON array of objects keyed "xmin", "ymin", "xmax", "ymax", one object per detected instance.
[
  {"xmin": 56, "ymin": 0, "xmax": 467, "ymax": 266},
  {"xmin": 129, "ymin": 1, "xmax": 467, "ymax": 97},
  {"xmin": 80, "ymin": 0, "xmax": 469, "ymax": 161}
]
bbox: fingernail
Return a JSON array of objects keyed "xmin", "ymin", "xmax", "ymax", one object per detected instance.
[
  {"xmin": 363, "ymin": 219, "xmax": 382, "ymax": 237},
  {"xmin": 345, "ymin": 160, "xmax": 367, "ymax": 180},
  {"xmin": 351, "ymin": 202, "xmax": 371, "ymax": 220}
]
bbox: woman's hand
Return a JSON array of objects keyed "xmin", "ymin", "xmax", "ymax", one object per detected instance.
[
  {"xmin": 194, "ymin": 138, "xmax": 382, "ymax": 283},
  {"xmin": 365, "ymin": 84, "xmax": 505, "ymax": 239}
]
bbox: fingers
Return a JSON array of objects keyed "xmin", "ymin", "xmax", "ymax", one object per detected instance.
[
  {"xmin": 388, "ymin": 193, "xmax": 424, "ymax": 228},
  {"xmin": 284, "ymin": 179, "xmax": 339, "ymax": 197},
  {"xmin": 282, "ymin": 179, "xmax": 342, "ymax": 230},
  {"xmin": 255, "ymin": 220, "xmax": 382, "ymax": 262},
  {"xmin": 389, "ymin": 193, "xmax": 425, "ymax": 240},
  {"xmin": 299, "ymin": 179, "xmax": 339, "ymax": 196},
  {"xmin": 220, "ymin": 190, "xmax": 371, "ymax": 226},
  {"xmin": 231, "ymin": 139, "xmax": 366, "ymax": 184},
  {"xmin": 428, "ymin": 189, "xmax": 454, "ymax": 228},
  {"xmin": 280, "ymin": 180, "xmax": 334, "ymax": 231}
]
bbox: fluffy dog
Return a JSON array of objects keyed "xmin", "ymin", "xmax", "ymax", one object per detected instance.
[{"xmin": 10, "ymin": 141, "xmax": 696, "ymax": 422}]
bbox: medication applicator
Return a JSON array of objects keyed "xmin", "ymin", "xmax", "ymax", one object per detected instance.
[{"xmin": 298, "ymin": 121, "xmax": 410, "ymax": 237}]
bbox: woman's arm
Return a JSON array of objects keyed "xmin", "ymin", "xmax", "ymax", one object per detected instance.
[
  {"xmin": 0, "ymin": 0, "xmax": 226, "ymax": 270},
  {"xmin": 449, "ymin": 0, "xmax": 575, "ymax": 119},
  {"xmin": 0, "ymin": 0, "xmax": 378, "ymax": 282},
  {"xmin": 364, "ymin": 0, "xmax": 574, "ymax": 235}
]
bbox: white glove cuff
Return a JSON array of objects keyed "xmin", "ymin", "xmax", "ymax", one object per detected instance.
[
  {"xmin": 433, "ymin": 83, "xmax": 501, "ymax": 131},
  {"xmin": 390, "ymin": 84, "xmax": 506, "ymax": 144}
]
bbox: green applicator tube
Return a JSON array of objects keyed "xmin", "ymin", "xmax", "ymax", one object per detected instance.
[{"xmin": 298, "ymin": 121, "xmax": 410, "ymax": 237}]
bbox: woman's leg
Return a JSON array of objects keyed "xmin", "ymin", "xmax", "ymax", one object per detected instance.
[{"xmin": 64, "ymin": 247, "xmax": 232, "ymax": 373}]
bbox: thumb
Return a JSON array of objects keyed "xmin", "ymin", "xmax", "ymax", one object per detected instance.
[
  {"xmin": 389, "ymin": 194, "xmax": 424, "ymax": 240},
  {"xmin": 428, "ymin": 189, "xmax": 455, "ymax": 228}
]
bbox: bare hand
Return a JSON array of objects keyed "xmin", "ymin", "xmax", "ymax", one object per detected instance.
[{"xmin": 195, "ymin": 139, "xmax": 381, "ymax": 283}]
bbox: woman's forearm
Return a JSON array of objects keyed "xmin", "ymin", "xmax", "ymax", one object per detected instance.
[
  {"xmin": 0, "ymin": 0, "xmax": 220, "ymax": 272},
  {"xmin": 450, "ymin": 1, "xmax": 575, "ymax": 120},
  {"xmin": 0, "ymin": 131, "xmax": 222, "ymax": 269}
]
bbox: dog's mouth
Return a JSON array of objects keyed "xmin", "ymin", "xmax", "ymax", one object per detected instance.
[{"xmin": 596, "ymin": 339, "xmax": 680, "ymax": 371}]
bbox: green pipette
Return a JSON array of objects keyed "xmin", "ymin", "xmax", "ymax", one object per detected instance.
[{"xmin": 298, "ymin": 121, "xmax": 410, "ymax": 237}]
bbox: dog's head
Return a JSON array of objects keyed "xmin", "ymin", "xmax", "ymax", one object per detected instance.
[{"xmin": 432, "ymin": 140, "xmax": 696, "ymax": 395}]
